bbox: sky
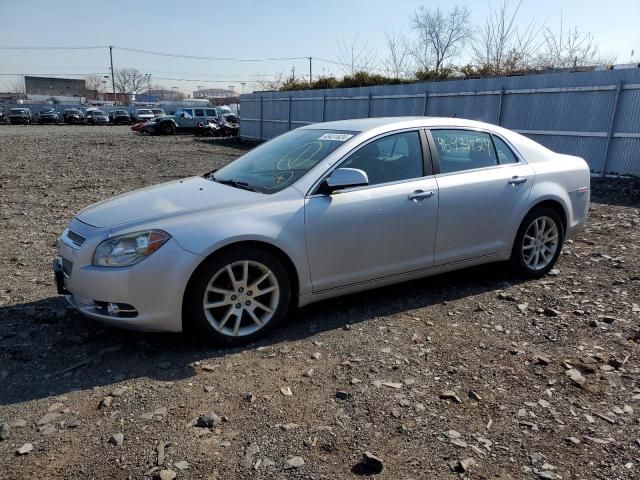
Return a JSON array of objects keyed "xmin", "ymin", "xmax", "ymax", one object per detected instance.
[{"xmin": 0, "ymin": 0, "xmax": 638, "ymax": 95}]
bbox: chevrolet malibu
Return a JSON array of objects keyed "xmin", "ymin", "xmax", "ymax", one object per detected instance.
[{"xmin": 54, "ymin": 117, "xmax": 590, "ymax": 345}]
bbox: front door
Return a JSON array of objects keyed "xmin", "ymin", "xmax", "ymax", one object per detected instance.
[{"xmin": 305, "ymin": 130, "xmax": 439, "ymax": 292}]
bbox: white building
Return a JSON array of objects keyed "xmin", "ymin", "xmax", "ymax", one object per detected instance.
[{"xmin": 193, "ymin": 88, "xmax": 236, "ymax": 99}]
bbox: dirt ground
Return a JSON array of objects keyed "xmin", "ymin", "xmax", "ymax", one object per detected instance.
[{"xmin": 0, "ymin": 124, "xmax": 639, "ymax": 479}]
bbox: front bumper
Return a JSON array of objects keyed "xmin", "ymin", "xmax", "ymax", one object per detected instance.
[{"xmin": 54, "ymin": 222, "xmax": 201, "ymax": 332}]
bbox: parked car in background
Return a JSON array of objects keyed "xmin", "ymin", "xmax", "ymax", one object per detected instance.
[
  {"xmin": 8, "ymin": 108, "xmax": 32, "ymax": 124},
  {"xmin": 140, "ymin": 108, "xmax": 195, "ymax": 135},
  {"xmin": 214, "ymin": 105, "xmax": 233, "ymax": 118},
  {"xmin": 140, "ymin": 108, "xmax": 238, "ymax": 135},
  {"xmin": 151, "ymin": 108, "xmax": 166, "ymax": 118},
  {"xmin": 109, "ymin": 110, "xmax": 132, "ymax": 125},
  {"xmin": 86, "ymin": 110, "xmax": 109, "ymax": 125},
  {"xmin": 62, "ymin": 108, "xmax": 85, "ymax": 124},
  {"xmin": 37, "ymin": 108, "xmax": 60, "ymax": 124},
  {"xmin": 53, "ymin": 117, "xmax": 590, "ymax": 345},
  {"xmin": 133, "ymin": 108, "xmax": 155, "ymax": 123},
  {"xmin": 0, "ymin": 108, "xmax": 5, "ymax": 124}
]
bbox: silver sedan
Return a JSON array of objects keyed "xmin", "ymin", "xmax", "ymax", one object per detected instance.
[{"xmin": 53, "ymin": 117, "xmax": 590, "ymax": 345}]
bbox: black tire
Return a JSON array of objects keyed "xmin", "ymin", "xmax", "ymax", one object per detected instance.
[
  {"xmin": 183, "ymin": 247, "xmax": 292, "ymax": 346},
  {"xmin": 159, "ymin": 122, "xmax": 175, "ymax": 135},
  {"xmin": 510, "ymin": 206, "xmax": 564, "ymax": 278}
]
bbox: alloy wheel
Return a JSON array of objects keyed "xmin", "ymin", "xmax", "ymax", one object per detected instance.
[
  {"xmin": 202, "ymin": 260, "xmax": 280, "ymax": 337},
  {"xmin": 522, "ymin": 216, "xmax": 559, "ymax": 271}
]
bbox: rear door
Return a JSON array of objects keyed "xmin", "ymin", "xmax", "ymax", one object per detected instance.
[{"xmin": 429, "ymin": 129, "xmax": 534, "ymax": 265}]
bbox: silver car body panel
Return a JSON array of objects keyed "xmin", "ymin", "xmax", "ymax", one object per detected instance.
[{"xmin": 57, "ymin": 117, "xmax": 590, "ymax": 332}]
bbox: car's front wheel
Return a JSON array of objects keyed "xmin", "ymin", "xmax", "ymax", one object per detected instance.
[
  {"xmin": 159, "ymin": 122, "xmax": 175, "ymax": 135},
  {"xmin": 184, "ymin": 248, "xmax": 292, "ymax": 345},
  {"xmin": 511, "ymin": 207, "xmax": 564, "ymax": 277}
]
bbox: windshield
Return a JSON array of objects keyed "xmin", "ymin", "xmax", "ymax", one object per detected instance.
[
  {"xmin": 11, "ymin": 109, "xmax": 25, "ymax": 113},
  {"xmin": 152, "ymin": 109, "xmax": 164, "ymax": 114},
  {"xmin": 138, "ymin": 109, "xmax": 152, "ymax": 114},
  {"xmin": 210, "ymin": 129, "xmax": 359, "ymax": 194},
  {"xmin": 115, "ymin": 110, "xmax": 128, "ymax": 115}
]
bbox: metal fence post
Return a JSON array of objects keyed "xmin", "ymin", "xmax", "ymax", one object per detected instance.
[
  {"xmin": 321, "ymin": 94, "xmax": 326, "ymax": 122},
  {"xmin": 601, "ymin": 80, "xmax": 623, "ymax": 177},
  {"xmin": 367, "ymin": 92, "xmax": 372, "ymax": 118},
  {"xmin": 259, "ymin": 96, "xmax": 264, "ymax": 140},
  {"xmin": 496, "ymin": 88, "xmax": 505, "ymax": 125},
  {"xmin": 423, "ymin": 91, "xmax": 429, "ymax": 116},
  {"xmin": 288, "ymin": 96, "xmax": 292, "ymax": 131}
]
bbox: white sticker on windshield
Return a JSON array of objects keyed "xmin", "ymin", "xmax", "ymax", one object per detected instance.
[{"xmin": 318, "ymin": 133, "xmax": 354, "ymax": 142}]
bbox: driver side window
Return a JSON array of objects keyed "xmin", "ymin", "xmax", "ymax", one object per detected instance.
[{"xmin": 340, "ymin": 131, "xmax": 424, "ymax": 186}]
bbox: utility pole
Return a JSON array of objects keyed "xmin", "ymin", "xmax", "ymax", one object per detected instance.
[
  {"xmin": 146, "ymin": 74, "xmax": 151, "ymax": 104},
  {"xmin": 109, "ymin": 46, "xmax": 116, "ymax": 105},
  {"xmin": 308, "ymin": 57, "xmax": 312, "ymax": 84}
]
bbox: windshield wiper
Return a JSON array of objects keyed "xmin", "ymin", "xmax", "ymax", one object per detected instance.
[{"xmin": 210, "ymin": 176, "xmax": 258, "ymax": 192}]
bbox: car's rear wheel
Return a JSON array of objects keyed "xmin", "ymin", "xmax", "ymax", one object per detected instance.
[
  {"xmin": 159, "ymin": 122, "xmax": 175, "ymax": 135},
  {"xmin": 511, "ymin": 207, "xmax": 564, "ymax": 277},
  {"xmin": 184, "ymin": 248, "xmax": 292, "ymax": 346}
]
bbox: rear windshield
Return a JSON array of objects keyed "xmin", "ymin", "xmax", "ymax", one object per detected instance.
[
  {"xmin": 211, "ymin": 129, "xmax": 359, "ymax": 194},
  {"xmin": 137, "ymin": 109, "xmax": 152, "ymax": 114}
]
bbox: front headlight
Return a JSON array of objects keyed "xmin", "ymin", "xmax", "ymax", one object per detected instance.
[{"xmin": 93, "ymin": 230, "xmax": 170, "ymax": 267}]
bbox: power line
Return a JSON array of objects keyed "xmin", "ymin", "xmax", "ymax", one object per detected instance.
[
  {"xmin": 0, "ymin": 44, "xmax": 312, "ymax": 63},
  {"xmin": 113, "ymin": 46, "xmax": 308, "ymax": 62},
  {"xmin": 0, "ymin": 72, "xmax": 109, "ymax": 76},
  {"xmin": 153, "ymin": 76, "xmax": 262, "ymax": 84},
  {"xmin": 0, "ymin": 45, "xmax": 108, "ymax": 50}
]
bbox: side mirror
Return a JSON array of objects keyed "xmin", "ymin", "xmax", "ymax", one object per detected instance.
[{"xmin": 321, "ymin": 168, "xmax": 369, "ymax": 194}]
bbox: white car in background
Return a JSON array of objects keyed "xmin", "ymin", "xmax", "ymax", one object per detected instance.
[
  {"xmin": 54, "ymin": 117, "xmax": 590, "ymax": 345},
  {"xmin": 133, "ymin": 109, "xmax": 155, "ymax": 122}
]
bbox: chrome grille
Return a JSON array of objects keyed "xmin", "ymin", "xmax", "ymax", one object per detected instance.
[{"xmin": 66, "ymin": 229, "xmax": 86, "ymax": 247}]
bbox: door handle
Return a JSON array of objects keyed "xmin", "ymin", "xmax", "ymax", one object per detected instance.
[
  {"xmin": 508, "ymin": 176, "xmax": 528, "ymax": 185},
  {"xmin": 408, "ymin": 190, "xmax": 434, "ymax": 201}
]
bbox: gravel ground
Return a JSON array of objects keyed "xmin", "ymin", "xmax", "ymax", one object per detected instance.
[{"xmin": 0, "ymin": 124, "xmax": 639, "ymax": 479}]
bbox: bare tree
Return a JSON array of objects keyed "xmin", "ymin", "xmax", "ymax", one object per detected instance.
[
  {"xmin": 114, "ymin": 68, "xmax": 146, "ymax": 94},
  {"xmin": 336, "ymin": 34, "xmax": 378, "ymax": 75},
  {"xmin": 254, "ymin": 72, "xmax": 286, "ymax": 91},
  {"xmin": 382, "ymin": 29, "xmax": 413, "ymax": 78},
  {"xmin": 472, "ymin": 0, "xmax": 541, "ymax": 73},
  {"xmin": 4, "ymin": 78, "xmax": 25, "ymax": 94},
  {"xmin": 411, "ymin": 5, "xmax": 471, "ymax": 74},
  {"xmin": 536, "ymin": 13, "xmax": 611, "ymax": 68},
  {"xmin": 84, "ymin": 74, "xmax": 108, "ymax": 99}
]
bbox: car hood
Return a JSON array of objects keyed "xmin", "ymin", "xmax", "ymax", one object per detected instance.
[{"xmin": 76, "ymin": 176, "xmax": 263, "ymax": 228}]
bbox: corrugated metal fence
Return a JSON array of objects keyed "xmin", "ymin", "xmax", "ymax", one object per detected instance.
[{"xmin": 239, "ymin": 68, "xmax": 640, "ymax": 176}]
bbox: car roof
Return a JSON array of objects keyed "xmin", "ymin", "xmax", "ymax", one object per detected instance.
[{"xmin": 301, "ymin": 116, "xmax": 502, "ymax": 133}]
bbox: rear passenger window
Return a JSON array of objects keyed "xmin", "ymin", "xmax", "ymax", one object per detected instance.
[
  {"xmin": 194, "ymin": 109, "xmax": 205, "ymax": 117},
  {"xmin": 431, "ymin": 130, "xmax": 497, "ymax": 174},
  {"xmin": 492, "ymin": 135, "xmax": 519, "ymax": 164}
]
